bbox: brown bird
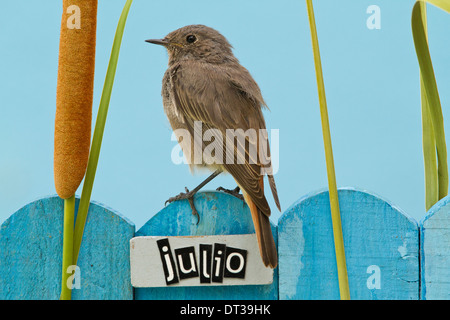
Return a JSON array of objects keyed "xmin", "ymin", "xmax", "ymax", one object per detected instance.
[{"xmin": 146, "ymin": 25, "xmax": 280, "ymax": 268}]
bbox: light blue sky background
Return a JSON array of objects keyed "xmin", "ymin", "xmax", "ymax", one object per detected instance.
[{"xmin": 0, "ymin": 0, "xmax": 449, "ymax": 230}]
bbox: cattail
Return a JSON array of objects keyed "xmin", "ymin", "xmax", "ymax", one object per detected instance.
[{"xmin": 54, "ymin": 0, "xmax": 97, "ymax": 199}]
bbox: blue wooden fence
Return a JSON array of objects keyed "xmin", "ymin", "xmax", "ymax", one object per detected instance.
[
  {"xmin": 0, "ymin": 196, "xmax": 134, "ymax": 300},
  {"xmin": 420, "ymin": 194, "xmax": 450, "ymax": 300},
  {"xmin": 0, "ymin": 188, "xmax": 448, "ymax": 299},
  {"xmin": 135, "ymin": 191, "xmax": 278, "ymax": 300},
  {"xmin": 278, "ymin": 188, "xmax": 418, "ymax": 300}
]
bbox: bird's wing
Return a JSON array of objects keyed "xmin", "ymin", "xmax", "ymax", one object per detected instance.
[{"xmin": 169, "ymin": 61, "xmax": 280, "ymax": 215}]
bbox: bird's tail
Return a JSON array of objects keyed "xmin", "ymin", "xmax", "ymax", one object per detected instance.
[{"xmin": 242, "ymin": 181, "xmax": 278, "ymax": 269}]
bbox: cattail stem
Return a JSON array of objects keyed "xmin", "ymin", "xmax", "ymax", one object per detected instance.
[{"xmin": 60, "ymin": 196, "xmax": 75, "ymax": 300}]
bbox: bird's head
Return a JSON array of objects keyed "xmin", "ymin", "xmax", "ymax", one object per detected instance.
[{"xmin": 146, "ymin": 25, "xmax": 237, "ymax": 65}]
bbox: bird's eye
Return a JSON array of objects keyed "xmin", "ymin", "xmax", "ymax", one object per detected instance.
[{"xmin": 186, "ymin": 35, "xmax": 197, "ymax": 43}]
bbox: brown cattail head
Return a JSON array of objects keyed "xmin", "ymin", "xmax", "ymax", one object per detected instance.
[{"xmin": 54, "ymin": 0, "xmax": 97, "ymax": 199}]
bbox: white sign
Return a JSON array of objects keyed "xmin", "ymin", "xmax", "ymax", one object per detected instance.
[{"xmin": 130, "ymin": 234, "xmax": 273, "ymax": 288}]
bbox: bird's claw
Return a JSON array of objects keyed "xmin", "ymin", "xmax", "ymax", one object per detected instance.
[
  {"xmin": 216, "ymin": 186, "xmax": 245, "ymax": 201},
  {"xmin": 164, "ymin": 187, "xmax": 200, "ymax": 225},
  {"xmin": 165, "ymin": 187, "xmax": 192, "ymax": 205}
]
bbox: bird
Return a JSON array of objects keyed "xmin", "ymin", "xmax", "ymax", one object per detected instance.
[{"xmin": 146, "ymin": 25, "xmax": 280, "ymax": 268}]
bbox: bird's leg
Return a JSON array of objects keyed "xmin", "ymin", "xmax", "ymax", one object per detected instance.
[
  {"xmin": 216, "ymin": 186, "xmax": 245, "ymax": 201},
  {"xmin": 165, "ymin": 169, "xmax": 222, "ymax": 224}
]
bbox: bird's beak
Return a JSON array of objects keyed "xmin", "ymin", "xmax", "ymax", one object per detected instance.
[{"xmin": 145, "ymin": 38, "xmax": 169, "ymax": 46}]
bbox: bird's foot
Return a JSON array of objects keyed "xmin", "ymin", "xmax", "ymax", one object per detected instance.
[
  {"xmin": 216, "ymin": 186, "xmax": 245, "ymax": 201},
  {"xmin": 165, "ymin": 187, "xmax": 200, "ymax": 225}
]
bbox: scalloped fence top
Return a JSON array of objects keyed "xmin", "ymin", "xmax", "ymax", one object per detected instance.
[{"xmin": 0, "ymin": 188, "xmax": 449, "ymax": 300}]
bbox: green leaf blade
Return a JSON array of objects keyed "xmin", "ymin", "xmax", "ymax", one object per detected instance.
[
  {"xmin": 73, "ymin": 0, "xmax": 133, "ymax": 265},
  {"xmin": 412, "ymin": 0, "xmax": 450, "ymax": 209}
]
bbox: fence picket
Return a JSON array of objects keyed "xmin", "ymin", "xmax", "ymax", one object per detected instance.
[
  {"xmin": 0, "ymin": 196, "xmax": 135, "ymax": 300},
  {"xmin": 278, "ymin": 188, "xmax": 419, "ymax": 300},
  {"xmin": 134, "ymin": 191, "xmax": 278, "ymax": 300},
  {"xmin": 420, "ymin": 195, "xmax": 450, "ymax": 299}
]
